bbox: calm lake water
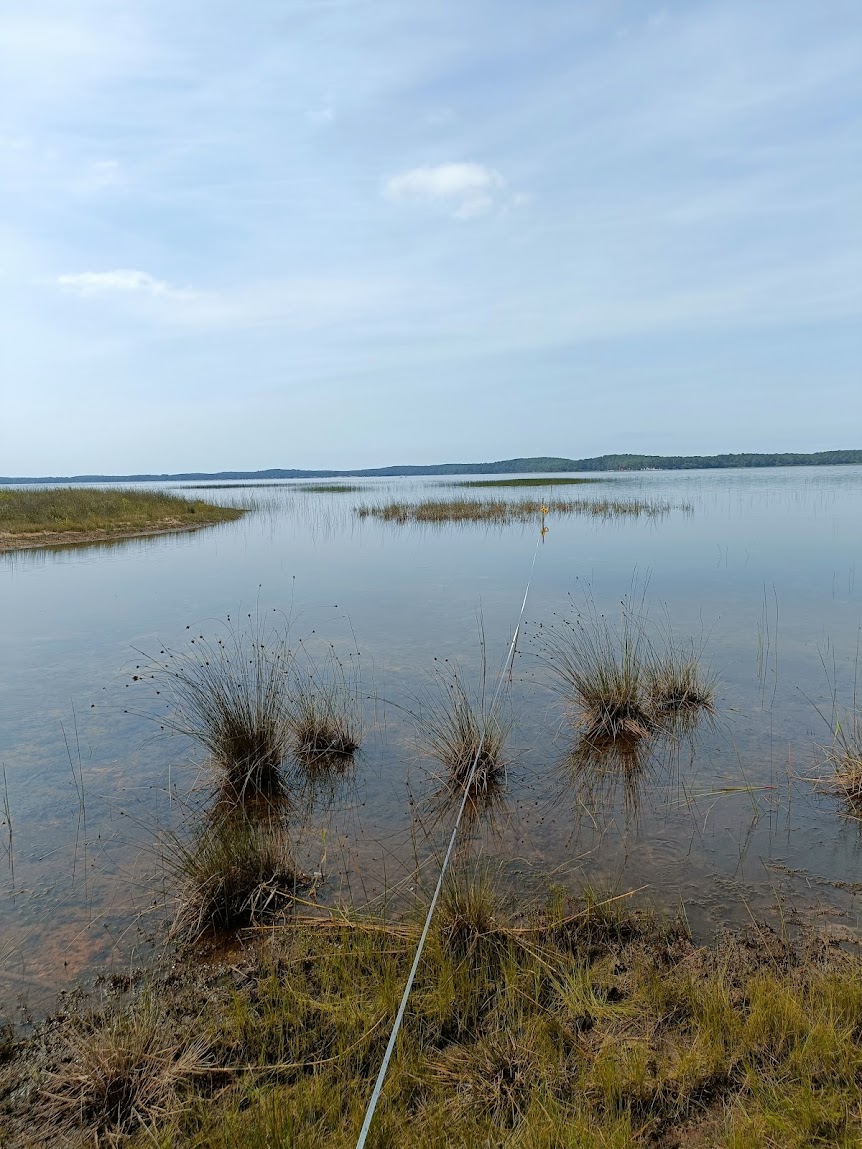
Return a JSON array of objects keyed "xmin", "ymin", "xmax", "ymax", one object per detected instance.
[{"xmin": 2, "ymin": 466, "xmax": 862, "ymax": 1010}]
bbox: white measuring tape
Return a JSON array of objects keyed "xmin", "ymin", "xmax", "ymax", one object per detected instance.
[{"xmin": 354, "ymin": 523, "xmax": 545, "ymax": 1148}]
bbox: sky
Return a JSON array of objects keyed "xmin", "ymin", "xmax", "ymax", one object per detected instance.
[{"xmin": 1, "ymin": 0, "xmax": 860, "ymax": 474}]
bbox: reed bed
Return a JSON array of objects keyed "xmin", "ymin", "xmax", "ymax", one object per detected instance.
[
  {"xmin": 355, "ymin": 496, "xmax": 681, "ymax": 525},
  {"xmin": 456, "ymin": 477, "xmax": 604, "ymax": 489}
]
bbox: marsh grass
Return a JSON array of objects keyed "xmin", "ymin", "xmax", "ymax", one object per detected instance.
[
  {"xmin": 456, "ymin": 477, "xmax": 605, "ymax": 489},
  {"xmin": 41, "ymin": 997, "xmax": 211, "ymax": 1137},
  {"xmin": 0, "ymin": 486, "xmax": 241, "ymax": 537},
  {"xmin": 15, "ymin": 881, "xmax": 862, "ymax": 1148},
  {"xmin": 646, "ymin": 638, "xmax": 717, "ymax": 720},
  {"xmin": 355, "ymin": 496, "xmax": 682, "ymax": 525},
  {"xmin": 539, "ymin": 604, "xmax": 655, "ymax": 740},
  {"xmin": 537, "ymin": 595, "xmax": 716, "ymax": 751},
  {"xmin": 289, "ymin": 647, "xmax": 361, "ymax": 768},
  {"xmin": 417, "ymin": 664, "xmax": 510, "ymax": 813},
  {"xmin": 169, "ymin": 813, "xmax": 299, "ymax": 938},
  {"xmin": 822, "ymin": 712, "xmax": 862, "ymax": 810},
  {"xmin": 149, "ymin": 613, "xmax": 294, "ymax": 795}
]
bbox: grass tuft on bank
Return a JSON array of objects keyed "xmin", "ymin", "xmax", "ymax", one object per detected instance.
[
  {"xmin": 0, "ymin": 486, "xmax": 242, "ymax": 545},
  {"xmin": 9, "ymin": 883, "xmax": 862, "ymax": 1148}
]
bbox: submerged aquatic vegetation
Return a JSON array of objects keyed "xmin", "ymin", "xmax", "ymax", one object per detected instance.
[
  {"xmin": 151, "ymin": 613, "xmax": 294, "ymax": 795},
  {"xmin": 169, "ymin": 813, "xmax": 299, "ymax": 938},
  {"xmin": 355, "ymin": 496, "xmax": 683, "ymax": 525}
]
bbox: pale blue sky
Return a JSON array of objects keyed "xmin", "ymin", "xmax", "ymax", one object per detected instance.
[{"xmin": 1, "ymin": 1, "xmax": 860, "ymax": 473}]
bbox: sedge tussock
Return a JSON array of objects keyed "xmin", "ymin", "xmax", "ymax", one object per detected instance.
[
  {"xmin": 169, "ymin": 814, "xmax": 299, "ymax": 938},
  {"xmin": 41, "ymin": 998, "xmax": 210, "ymax": 1136},
  {"xmin": 150, "ymin": 613, "xmax": 294, "ymax": 795}
]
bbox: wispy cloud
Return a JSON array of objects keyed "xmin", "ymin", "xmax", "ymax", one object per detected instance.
[
  {"xmin": 384, "ymin": 162, "xmax": 505, "ymax": 218},
  {"xmin": 56, "ymin": 269, "xmax": 189, "ymax": 298}
]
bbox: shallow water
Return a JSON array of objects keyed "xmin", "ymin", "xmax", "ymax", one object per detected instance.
[{"xmin": 2, "ymin": 467, "xmax": 862, "ymax": 1010}]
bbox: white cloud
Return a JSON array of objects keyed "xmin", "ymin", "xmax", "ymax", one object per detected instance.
[
  {"xmin": 383, "ymin": 162, "xmax": 504, "ymax": 217},
  {"xmin": 56, "ymin": 269, "xmax": 188, "ymax": 298}
]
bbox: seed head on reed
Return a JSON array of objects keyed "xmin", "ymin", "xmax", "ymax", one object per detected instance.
[
  {"xmin": 169, "ymin": 814, "xmax": 298, "ymax": 938},
  {"xmin": 154, "ymin": 614, "xmax": 293, "ymax": 794},
  {"xmin": 42, "ymin": 998, "xmax": 210, "ymax": 1136}
]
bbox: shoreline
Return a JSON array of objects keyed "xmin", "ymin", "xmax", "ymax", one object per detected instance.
[{"xmin": 0, "ymin": 519, "xmax": 239, "ymax": 553}]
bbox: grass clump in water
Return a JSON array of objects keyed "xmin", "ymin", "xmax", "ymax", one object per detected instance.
[
  {"xmin": 539, "ymin": 603, "xmax": 655, "ymax": 740},
  {"xmin": 169, "ymin": 814, "xmax": 298, "ymax": 939},
  {"xmin": 821, "ymin": 711, "xmax": 862, "ymax": 810},
  {"xmin": 418, "ymin": 664, "xmax": 510, "ymax": 811},
  {"xmin": 0, "ymin": 486, "xmax": 241, "ymax": 543},
  {"xmin": 645, "ymin": 638, "xmax": 717, "ymax": 720},
  {"xmin": 537, "ymin": 594, "xmax": 716, "ymax": 746},
  {"xmin": 153, "ymin": 614, "xmax": 293, "ymax": 796},
  {"xmin": 289, "ymin": 648, "xmax": 361, "ymax": 768}
]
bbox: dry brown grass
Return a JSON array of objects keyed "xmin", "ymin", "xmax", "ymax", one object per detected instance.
[{"xmin": 41, "ymin": 998, "xmax": 211, "ymax": 1137}]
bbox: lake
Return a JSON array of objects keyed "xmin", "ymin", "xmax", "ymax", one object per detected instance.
[{"xmin": 2, "ymin": 466, "xmax": 861, "ymax": 1010}]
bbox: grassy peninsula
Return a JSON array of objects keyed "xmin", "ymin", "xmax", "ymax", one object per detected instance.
[{"xmin": 0, "ymin": 487, "xmax": 243, "ymax": 552}]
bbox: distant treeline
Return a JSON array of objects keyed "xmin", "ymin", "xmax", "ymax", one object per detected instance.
[{"xmin": 2, "ymin": 450, "xmax": 861, "ymax": 484}]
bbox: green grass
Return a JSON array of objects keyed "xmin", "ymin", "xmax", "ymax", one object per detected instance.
[
  {"xmin": 0, "ymin": 486, "xmax": 242, "ymax": 538},
  {"xmin": 12, "ymin": 880, "xmax": 862, "ymax": 1148},
  {"xmin": 355, "ymin": 497, "xmax": 683, "ymax": 525}
]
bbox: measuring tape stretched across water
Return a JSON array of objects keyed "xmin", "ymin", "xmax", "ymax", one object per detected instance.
[{"xmin": 354, "ymin": 515, "xmax": 547, "ymax": 1149}]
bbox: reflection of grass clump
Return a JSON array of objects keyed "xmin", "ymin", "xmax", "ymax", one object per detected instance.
[
  {"xmin": 155, "ymin": 616, "xmax": 293, "ymax": 795},
  {"xmin": 170, "ymin": 815, "xmax": 298, "ymax": 938}
]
